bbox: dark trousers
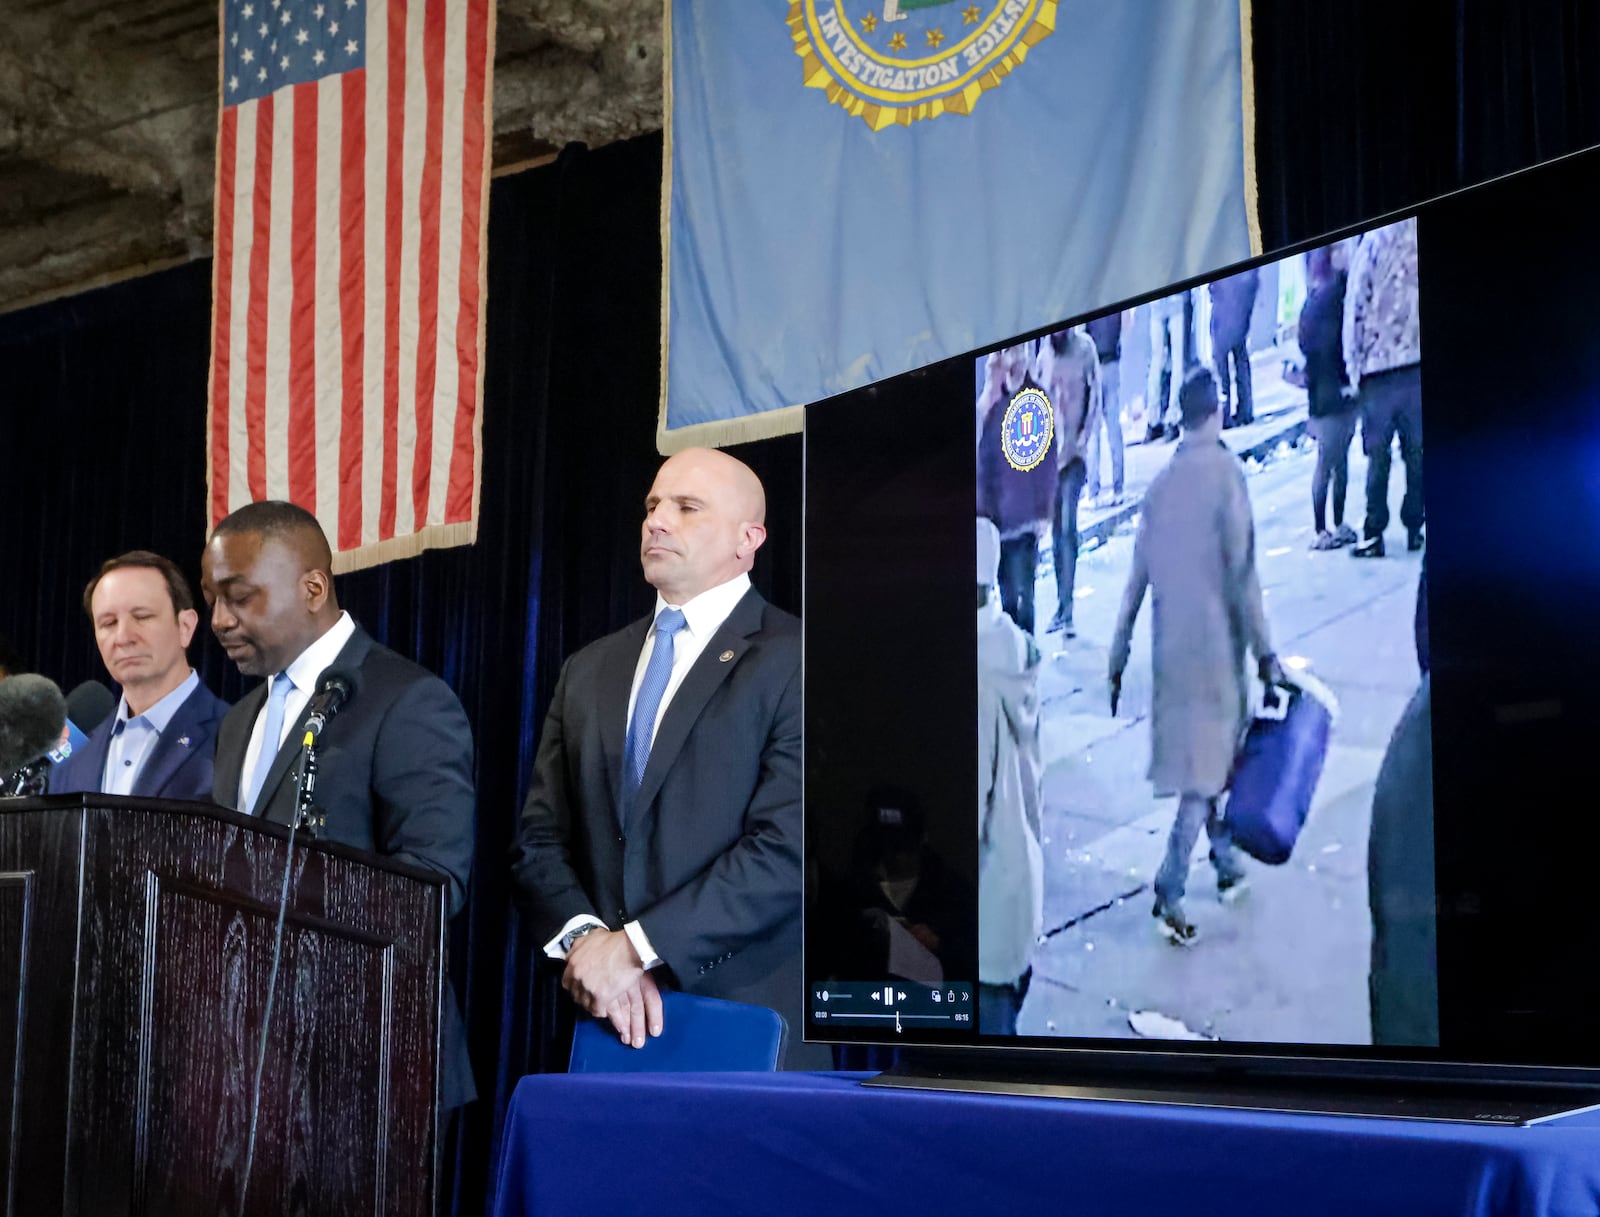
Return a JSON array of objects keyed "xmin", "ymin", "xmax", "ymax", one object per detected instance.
[
  {"xmin": 1359, "ymin": 364, "xmax": 1424, "ymax": 540},
  {"xmin": 1310, "ymin": 410, "xmax": 1356, "ymax": 533},
  {"xmin": 1052, "ymin": 458, "xmax": 1087, "ymax": 625},
  {"xmin": 998, "ymin": 534, "xmax": 1039, "ymax": 636},
  {"xmin": 978, "ymin": 967, "xmax": 1032, "ymax": 1036},
  {"xmin": 1214, "ymin": 337, "xmax": 1253, "ymax": 424}
]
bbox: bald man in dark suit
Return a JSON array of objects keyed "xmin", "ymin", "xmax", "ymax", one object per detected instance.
[{"xmin": 512, "ymin": 447, "xmax": 825, "ymax": 1068}]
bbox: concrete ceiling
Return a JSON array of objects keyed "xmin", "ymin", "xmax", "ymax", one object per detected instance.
[{"xmin": 0, "ymin": 0, "xmax": 662, "ymax": 313}]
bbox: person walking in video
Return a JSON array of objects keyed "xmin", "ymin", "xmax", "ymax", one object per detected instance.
[
  {"xmin": 1033, "ymin": 326, "xmax": 1100, "ymax": 638},
  {"xmin": 1108, "ymin": 369, "xmax": 1285, "ymax": 945},
  {"xmin": 1085, "ymin": 311, "xmax": 1127, "ymax": 506},
  {"xmin": 1301, "ymin": 243, "xmax": 1360, "ymax": 550},
  {"xmin": 1343, "ymin": 217, "xmax": 1423, "ymax": 558},
  {"xmin": 978, "ymin": 342, "xmax": 1055, "ymax": 635}
]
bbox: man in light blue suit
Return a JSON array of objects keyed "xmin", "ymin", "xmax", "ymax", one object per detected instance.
[{"xmin": 50, "ymin": 551, "xmax": 228, "ymax": 802}]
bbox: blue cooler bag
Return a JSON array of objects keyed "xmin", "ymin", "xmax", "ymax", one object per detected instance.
[{"xmin": 1225, "ymin": 675, "xmax": 1336, "ymax": 865}]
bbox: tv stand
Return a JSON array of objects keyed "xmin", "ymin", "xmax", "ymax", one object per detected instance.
[{"xmin": 862, "ymin": 1055, "xmax": 1600, "ymax": 1125}]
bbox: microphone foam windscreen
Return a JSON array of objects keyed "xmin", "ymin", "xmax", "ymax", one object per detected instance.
[{"xmin": 0, "ymin": 674, "xmax": 68, "ymax": 772}]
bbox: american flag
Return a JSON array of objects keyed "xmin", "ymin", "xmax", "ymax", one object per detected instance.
[{"xmin": 208, "ymin": 0, "xmax": 493, "ymax": 571}]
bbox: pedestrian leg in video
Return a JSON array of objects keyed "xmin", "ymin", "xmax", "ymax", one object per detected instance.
[
  {"xmin": 1107, "ymin": 369, "xmax": 1282, "ymax": 945},
  {"xmin": 1153, "ymin": 794, "xmax": 1247, "ymax": 941},
  {"xmin": 1299, "ymin": 244, "xmax": 1359, "ymax": 548},
  {"xmin": 1394, "ymin": 369, "xmax": 1424, "ymax": 549},
  {"xmin": 1086, "ymin": 312, "xmax": 1127, "ymax": 504},
  {"xmin": 1050, "ymin": 458, "xmax": 1086, "ymax": 637},
  {"xmin": 1145, "ymin": 295, "xmax": 1185, "ymax": 442},
  {"xmin": 1351, "ymin": 366, "xmax": 1424, "ymax": 557},
  {"xmin": 1309, "ymin": 411, "xmax": 1357, "ymax": 549},
  {"xmin": 1209, "ymin": 267, "xmax": 1259, "ymax": 428}
]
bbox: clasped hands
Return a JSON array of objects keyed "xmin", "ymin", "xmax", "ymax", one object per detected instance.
[{"xmin": 562, "ymin": 928, "xmax": 664, "ymax": 1049}]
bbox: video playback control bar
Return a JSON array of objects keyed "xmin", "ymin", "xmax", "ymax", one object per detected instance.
[{"xmin": 810, "ymin": 981, "xmax": 974, "ymax": 1031}]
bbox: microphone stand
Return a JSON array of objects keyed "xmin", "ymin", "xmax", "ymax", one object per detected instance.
[
  {"xmin": 240, "ymin": 721, "xmax": 325, "ymax": 1210},
  {"xmin": 3, "ymin": 758, "xmax": 51, "ymax": 798},
  {"xmin": 292, "ymin": 727, "xmax": 326, "ymax": 837}
]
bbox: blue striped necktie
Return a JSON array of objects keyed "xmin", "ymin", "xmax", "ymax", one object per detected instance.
[
  {"xmin": 622, "ymin": 609, "xmax": 687, "ymax": 812},
  {"xmin": 243, "ymin": 671, "xmax": 293, "ymax": 814}
]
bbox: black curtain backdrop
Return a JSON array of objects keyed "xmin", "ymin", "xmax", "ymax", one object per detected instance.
[
  {"xmin": 2, "ymin": 7, "xmax": 1600, "ymax": 1210},
  {"xmin": 1252, "ymin": 0, "xmax": 1600, "ymax": 249}
]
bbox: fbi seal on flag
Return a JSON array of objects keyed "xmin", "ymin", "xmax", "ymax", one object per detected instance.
[
  {"xmin": 1000, "ymin": 386, "xmax": 1053, "ymax": 472},
  {"xmin": 787, "ymin": 0, "xmax": 1057, "ymax": 130}
]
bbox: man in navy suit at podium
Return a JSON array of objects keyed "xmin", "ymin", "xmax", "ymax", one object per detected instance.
[
  {"xmin": 49, "ymin": 551, "xmax": 228, "ymax": 802},
  {"xmin": 200, "ymin": 500, "xmax": 477, "ymax": 1108}
]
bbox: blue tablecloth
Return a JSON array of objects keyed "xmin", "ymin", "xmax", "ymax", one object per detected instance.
[{"xmin": 491, "ymin": 1071, "xmax": 1600, "ymax": 1217}]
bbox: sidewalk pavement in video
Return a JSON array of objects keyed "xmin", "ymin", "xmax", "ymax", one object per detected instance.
[{"xmin": 1016, "ymin": 354, "xmax": 1426, "ymax": 1046}]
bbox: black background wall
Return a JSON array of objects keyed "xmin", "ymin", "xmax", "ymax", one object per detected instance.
[{"xmin": 2, "ymin": 5, "xmax": 1599, "ymax": 1212}]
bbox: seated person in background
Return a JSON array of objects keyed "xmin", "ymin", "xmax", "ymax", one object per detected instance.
[
  {"xmin": 49, "ymin": 551, "xmax": 229, "ymax": 801},
  {"xmin": 842, "ymin": 786, "xmax": 975, "ymax": 984}
]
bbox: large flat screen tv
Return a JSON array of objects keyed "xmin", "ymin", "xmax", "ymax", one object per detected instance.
[{"xmin": 803, "ymin": 142, "xmax": 1600, "ymax": 1118}]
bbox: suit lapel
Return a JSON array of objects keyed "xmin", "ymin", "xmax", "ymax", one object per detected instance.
[
  {"xmin": 628, "ymin": 590, "xmax": 763, "ymax": 829},
  {"xmin": 132, "ymin": 685, "xmax": 204, "ymax": 798},
  {"xmin": 214, "ymin": 683, "xmax": 266, "ymax": 809}
]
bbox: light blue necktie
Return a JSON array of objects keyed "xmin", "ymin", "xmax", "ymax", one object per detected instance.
[
  {"xmin": 622, "ymin": 609, "xmax": 687, "ymax": 813},
  {"xmin": 243, "ymin": 671, "xmax": 293, "ymax": 814}
]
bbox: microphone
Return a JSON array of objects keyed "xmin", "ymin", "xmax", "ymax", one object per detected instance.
[
  {"xmin": 0, "ymin": 675, "xmax": 68, "ymax": 796},
  {"xmin": 44, "ymin": 680, "xmax": 120, "ymax": 765},
  {"xmin": 302, "ymin": 667, "xmax": 358, "ymax": 740},
  {"xmin": 64, "ymin": 680, "xmax": 116, "ymax": 735}
]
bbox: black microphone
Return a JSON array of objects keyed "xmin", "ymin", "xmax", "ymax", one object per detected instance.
[
  {"xmin": 302, "ymin": 667, "xmax": 358, "ymax": 740},
  {"xmin": 0, "ymin": 674, "xmax": 68, "ymax": 773},
  {"xmin": 64, "ymin": 680, "xmax": 116, "ymax": 735}
]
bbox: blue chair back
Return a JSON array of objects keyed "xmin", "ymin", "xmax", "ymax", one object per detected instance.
[{"xmin": 568, "ymin": 990, "xmax": 786, "ymax": 1072}]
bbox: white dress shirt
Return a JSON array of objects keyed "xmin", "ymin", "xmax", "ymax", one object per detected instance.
[
  {"xmin": 545, "ymin": 573, "xmax": 753, "ymax": 968},
  {"xmin": 102, "ymin": 670, "xmax": 201, "ymax": 796},
  {"xmin": 235, "ymin": 611, "xmax": 358, "ymax": 811}
]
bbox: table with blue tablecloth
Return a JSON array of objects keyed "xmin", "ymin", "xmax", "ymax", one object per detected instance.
[{"xmin": 491, "ymin": 1071, "xmax": 1600, "ymax": 1217}]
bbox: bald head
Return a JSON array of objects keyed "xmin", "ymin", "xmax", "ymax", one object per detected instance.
[{"xmin": 641, "ymin": 447, "xmax": 769, "ymax": 604}]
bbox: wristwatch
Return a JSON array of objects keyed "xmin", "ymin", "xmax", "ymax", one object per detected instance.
[{"xmin": 559, "ymin": 923, "xmax": 603, "ymax": 954}]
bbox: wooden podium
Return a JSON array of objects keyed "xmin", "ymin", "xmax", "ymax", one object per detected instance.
[{"xmin": 0, "ymin": 794, "xmax": 447, "ymax": 1217}]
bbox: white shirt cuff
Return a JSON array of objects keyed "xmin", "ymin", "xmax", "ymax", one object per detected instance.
[
  {"xmin": 543, "ymin": 913, "xmax": 606, "ymax": 960},
  {"xmin": 624, "ymin": 920, "xmax": 663, "ymax": 970}
]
